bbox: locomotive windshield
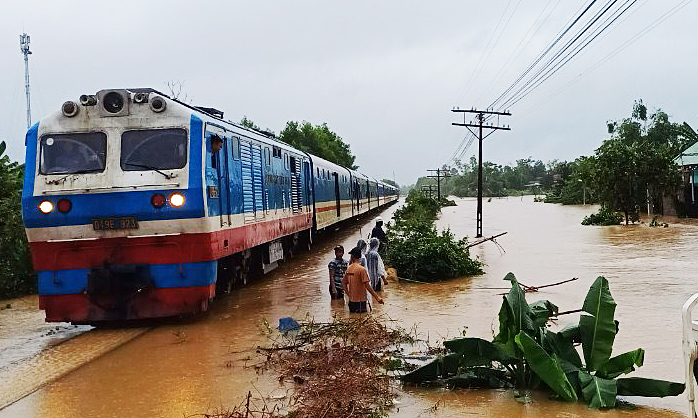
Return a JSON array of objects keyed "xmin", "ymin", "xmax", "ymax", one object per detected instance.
[
  {"xmin": 121, "ymin": 128, "xmax": 187, "ymax": 172},
  {"xmin": 39, "ymin": 132, "xmax": 107, "ymax": 175}
]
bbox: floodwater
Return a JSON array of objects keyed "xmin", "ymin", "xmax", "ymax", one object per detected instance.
[{"xmin": 0, "ymin": 196, "xmax": 695, "ymax": 417}]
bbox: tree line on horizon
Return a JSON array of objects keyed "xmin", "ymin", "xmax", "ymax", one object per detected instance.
[{"xmin": 411, "ymin": 100, "xmax": 698, "ymax": 223}]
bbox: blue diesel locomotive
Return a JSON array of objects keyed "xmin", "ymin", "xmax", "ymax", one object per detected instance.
[{"xmin": 21, "ymin": 88, "xmax": 398, "ymax": 323}]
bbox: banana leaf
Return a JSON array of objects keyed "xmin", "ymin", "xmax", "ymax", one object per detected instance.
[
  {"xmin": 529, "ymin": 300, "xmax": 559, "ymax": 329},
  {"xmin": 596, "ymin": 348, "xmax": 644, "ymax": 379},
  {"xmin": 400, "ymin": 358, "xmax": 441, "ymax": 383},
  {"xmin": 542, "ymin": 329, "xmax": 582, "ymax": 368},
  {"xmin": 493, "ymin": 297, "xmax": 518, "ymax": 358},
  {"xmin": 560, "ymin": 324, "xmax": 581, "ymax": 343},
  {"xmin": 399, "ymin": 353, "xmax": 462, "ymax": 383},
  {"xmin": 444, "ymin": 337, "xmax": 514, "ymax": 366},
  {"xmin": 579, "ymin": 370, "xmax": 617, "ymax": 409},
  {"xmin": 446, "ymin": 367, "xmax": 509, "ymax": 388},
  {"xmin": 503, "ymin": 272, "xmax": 535, "ymax": 335},
  {"xmin": 616, "ymin": 377, "xmax": 685, "ymax": 397},
  {"xmin": 515, "ymin": 331, "xmax": 577, "ymax": 402},
  {"xmin": 580, "ymin": 276, "xmax": 617, "ymax": 371},
  {"xmin": 557, "ymin": 357, "xmax": 582, "ymax": 395}
]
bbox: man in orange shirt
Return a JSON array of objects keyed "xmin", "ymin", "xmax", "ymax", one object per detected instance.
[{"xmin": 342, "ymin": 247, "xmax": 384, "ymax": 313}]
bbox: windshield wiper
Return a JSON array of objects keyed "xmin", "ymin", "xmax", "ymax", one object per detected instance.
[
  {"xmin": 46, "ymin": 168, "xmax": 104, "ymax": 184},
  {"xmin": 124, "ymin": 163, "xmax": 174, "ymax": 179}
]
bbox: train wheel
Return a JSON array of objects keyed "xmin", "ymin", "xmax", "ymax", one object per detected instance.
[{"xmin": 215, "ymin": 257, "xmax": 235, "ymax": 295}]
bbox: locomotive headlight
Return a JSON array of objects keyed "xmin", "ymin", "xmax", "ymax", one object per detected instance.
[
  {"xmin": 61, "ymin": 101, "xmax": 79, "ymax": 117},
  {"xmin": 169, "ymin": 193, "xmax": 185, "ymax": 207},
  {"xmin": 38, "ymin": 200, "xmax": 54, "ymax": 214},
  {"xmin": 149, "ymin": 96, "xmax": 166, "ymax": 113},
  {"xmin": 102, "ymin": 91, "xmax": 125, "ymax": 114},
  {"xmin": 79, "ymin": 94, "xmax": 97, "ymax": 106}
]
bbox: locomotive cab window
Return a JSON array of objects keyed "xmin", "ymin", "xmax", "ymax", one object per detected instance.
[
  {"xmin": 121, "ymin": 128, "xmax": 187, "ymax": 172},
  {"xmin": 40, "ymin": 132, "xmax": 107, "ymax": 175}
]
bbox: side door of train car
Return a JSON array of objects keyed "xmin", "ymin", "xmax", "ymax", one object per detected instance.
[
  {"xmin": 205, "ymin": 124, "xmax": 232, "ymax": 227},
  {"xmin": 332, "ymin": 172, "xmax": 340, "ymax": 217},
  {"xmin": 303, "ymin": 159, "xmax": 313, "ymax": 213}
]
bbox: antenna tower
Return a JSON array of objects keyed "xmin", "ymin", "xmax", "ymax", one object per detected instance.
[{"xmin": 20, "ymin": 33, "xmax": 32, "ymax": 129}]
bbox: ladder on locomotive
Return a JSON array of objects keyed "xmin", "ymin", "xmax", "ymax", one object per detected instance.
[
  {"xmin": 241, "ymin": 141, "xmax": 266, "ymax": 223},
  {"xmin": 290, "ymin": 157, "xmax": 302, "ymax": 214}
]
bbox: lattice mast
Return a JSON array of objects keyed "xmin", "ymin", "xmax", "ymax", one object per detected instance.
[{"xmin": 20, "ymin": 33, "xmax": 32, "ymax": 129}]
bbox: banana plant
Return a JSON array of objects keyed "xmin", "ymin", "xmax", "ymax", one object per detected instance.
[{"xmin": 399, "ymin": 273, "xmax": 684, "ymax": 409}]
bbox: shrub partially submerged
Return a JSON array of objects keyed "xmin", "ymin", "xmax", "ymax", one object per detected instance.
[
  {"xmin": 582, "ymin": 207, "xmax": 624, "ymax": 226},
  {"xmin": 385, "ymin": 190, "xmax": 483, "ymax": 281}
]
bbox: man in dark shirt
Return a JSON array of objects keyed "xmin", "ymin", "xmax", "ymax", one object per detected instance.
[
  {"xmin": 370, "ymin": 217, "xmax": 387, "ymax": 253},
  {"xmin": 328, "ymin": 245, "xmax": 348, "ymax": 299}
]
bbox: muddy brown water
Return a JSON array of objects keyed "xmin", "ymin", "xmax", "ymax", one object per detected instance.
[{"xmin": 0, "ymin": 196, "xmax": 695, "ymax": 417}]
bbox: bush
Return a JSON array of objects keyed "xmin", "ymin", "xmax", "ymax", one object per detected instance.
[
  {"xmin": 581, "ymin": 207, "xmax": 624, "ymax": 226},
  {"xmin": 385, "ymin": 190, "xmax": 482, "ymax": 281},
  {"xmin": 0, "ymin": 142, "xmax": 35, "ymax": 299}
]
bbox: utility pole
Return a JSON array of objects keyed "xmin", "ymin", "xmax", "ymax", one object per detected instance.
[
  {"xmin": 20, "ymin": 33, "xmax": 32, "ymax": 129},
  {"xmin": 452, "ymin": 109, "xmax": 511, "ymax": 238},
  {"xmin": 427, "ymin": 168, "xmax": 451, "ymax": 201},
  {"xmin": 421, "ymin": 185, "xmax": 435, "ymax": 199}
]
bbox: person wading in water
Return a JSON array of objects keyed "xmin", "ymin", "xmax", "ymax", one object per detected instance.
[{"xmin": 342, "ymin": 246, "xmax": 384, "ymax": 313}]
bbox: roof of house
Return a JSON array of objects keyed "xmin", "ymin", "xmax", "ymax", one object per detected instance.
[{"xmin": 675, "ymin": 141, "xmax": 698, "ymax": 166}]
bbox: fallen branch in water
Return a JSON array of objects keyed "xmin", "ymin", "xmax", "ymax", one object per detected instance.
[
  {"xmin": 498, "ymin": 277, "xmax": 579, "ymax": 294},
  {"xmin": 465, "ymin": 231, "xmax": 508, "ymax": 248}
]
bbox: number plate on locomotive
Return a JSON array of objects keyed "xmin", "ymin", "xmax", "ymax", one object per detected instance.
[{"xmin": 92, "ymin": 217, "xmax": 139, "ymax": 230}]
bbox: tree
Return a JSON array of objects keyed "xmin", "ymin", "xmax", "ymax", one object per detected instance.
[
  {"xmin": 239, "ymin": 116, "xmax": 275, "ymax": 137},
  {"xmin": 595, "ymin": 101, "xmax": 684, "ymax": 223},
  {"xmin": 0, "ymin": 141, "xmax": 34, "ymax": 298},
  {"xmin": 381, "ymin": 179, "xmax": 398, "ymax": 188},
  {"xmin": 278, "ymin": 121, "xmax": 357, "ymax": 169}
]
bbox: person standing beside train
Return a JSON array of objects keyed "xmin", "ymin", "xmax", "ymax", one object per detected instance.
[
  {"xmin": 366, "ymin": 237, "xmax": 387, "ymax": 291},
  {"xmin": 356, "ymin": 239, "xmax": 368, "ymax": 267},
  {"xmin": 342, "ymin": 247, "xmax": 384, "ymax": 313},
  {"xmin": 370, "ymin": 217, "xmax": 387, "ymax": 254},
  {"xmin": 328, "ymin": 245, "xmax": 348, "ymax": 300}
]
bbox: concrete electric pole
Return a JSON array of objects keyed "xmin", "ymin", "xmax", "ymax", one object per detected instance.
[{"xmin": 452, "ymin": 109, "xmax": 511, "ymax": 238}]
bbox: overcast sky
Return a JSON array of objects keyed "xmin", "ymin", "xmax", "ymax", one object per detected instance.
[{"xmin": 1, "ymin": 1, "xmax": 695, "ymax": 185}]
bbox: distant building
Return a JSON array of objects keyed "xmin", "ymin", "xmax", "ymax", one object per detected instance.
[{"xmin": 673, "ymin": 142, "xmax": 698, "ymax": 216}]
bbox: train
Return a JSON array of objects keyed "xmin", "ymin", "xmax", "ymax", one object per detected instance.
[{"xmin": 21, "ymin": 88, "xmax": 398, "ymax": 323}]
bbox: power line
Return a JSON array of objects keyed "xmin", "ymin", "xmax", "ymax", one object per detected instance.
[
  {"xmin": 488, "ymin": 0, "xmax": 601, "ymax": 110},
  {"xmin": 498, "ymin": 0, "xmax": 640, "ymax": 110},
  {"xmin": 458, "ymin": 0, "xmax": 516, "ymax": 102},
  {"xmin": 518, "ymin": 0, "xmax": 692, "ymax": 113},
  {"xmin": 480, "ymin": 0, "xmax": 563, "ymax": 99}
]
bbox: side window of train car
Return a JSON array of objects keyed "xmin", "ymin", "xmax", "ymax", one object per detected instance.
[
  {"xmin": 284, "ymin": 153, "xmax": 289, "ymax": 170},
  {"xmin": 273, "ymin": 146, "xmax": 282, "ymax": 159},
  {"xmin": 231, "ymin": 137, "xmax": 240, "ymax": 160},
  {"xmin": 121, "ymin": 128, "xmax": 187, "ymax": 172},
  {"xmin": 40, "ymin": 132, "xmax": 107, "ymax": 175},
  {"xmin": 264, "ymin": 147, "xmax": 270, "ymax": 165}
]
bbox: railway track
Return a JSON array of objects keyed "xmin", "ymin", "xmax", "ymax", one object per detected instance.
[{"xmin": 0, "ymin": 327, "xmax": 149, "ymax": 410}]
